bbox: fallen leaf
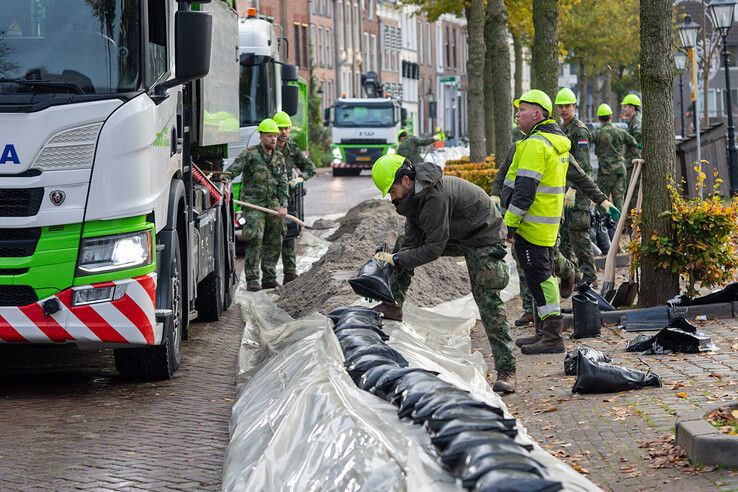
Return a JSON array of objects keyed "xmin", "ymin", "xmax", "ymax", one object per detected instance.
[
  {"xmin": 570, "ymin": 463, "xmax": 589, "ymax": 474},
  {"xmin": 676, "ymin": 391, "xmax": 688, "ymax": 398},
  {"xmin": 543, "ymin": 406, "xmax": 558, "ymax": 413}
]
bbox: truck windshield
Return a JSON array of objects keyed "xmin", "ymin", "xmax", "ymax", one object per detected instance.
[
  {"xmin": 334, "ymin": 104, "xmax": 395, "ymax": 128},
  {"xmin": 0, "ymin": 0, "xmax": 140, "ymax": 95},
  {"xmin": 240, "ymin": 61, "xmax": 276, "ymax": 127}
]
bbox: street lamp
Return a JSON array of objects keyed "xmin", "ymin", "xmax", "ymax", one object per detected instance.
[
  {"xmin": 678, "ymin": 14, "xmax": 703, "ymax": 168},
  {"xmin": 677, "ymin": 15, "xmax": 700, "ymax": 51},
  {"xmin": 708, "ymin": 0, "xmax": 738, "ymax": 196},
  {"xmin": 674, "ymin": 50, "xmax": 688, "ymax": 138},
  {"xmin": 426, "ymin": 86, "xmax": 436, "ymax": 135}
]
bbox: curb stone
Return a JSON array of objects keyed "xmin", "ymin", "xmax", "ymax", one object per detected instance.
[{"xmin": 675, "ymin": 401, "xmax": 738, "ymax": 468}]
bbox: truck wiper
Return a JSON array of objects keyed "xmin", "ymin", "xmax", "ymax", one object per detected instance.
[{"xmin": 0, "ymin": 78, "xmax": 85, "ymax": 95}]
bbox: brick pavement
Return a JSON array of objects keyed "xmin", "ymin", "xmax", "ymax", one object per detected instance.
[
  {"xmin": 471, "ymin": 289, "xmax": 738, "ymax": 492},
  {"xmin": 0, "ymin": 263, "xmax": 244, "ymax": 491}
]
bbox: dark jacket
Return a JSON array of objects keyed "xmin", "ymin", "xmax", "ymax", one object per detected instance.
[{"xmin": 394, "ymin": 162, "xmax": 507, "ymax": 269}]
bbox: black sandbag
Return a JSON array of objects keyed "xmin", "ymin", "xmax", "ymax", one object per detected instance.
[
  {"xmin": 430, "ymin": 418, "xmax": 518, "ymax": 448},
  {"xmin": 460, "ymin": 454, "xmax": 546, "ymax": 488},
  {"xmin": 571, "ymin": 291, "xmax": 602, "ymax": 339},
  {"xmin": 391, "ymin": 371, "xmax": 448, "ymax": 399},
  {"xmin": 572, "ymin": 355, "xmax": 661, "ymax": 394},
  {"xmin": 669, "ymin": 282, "xmax": 738, "ymax": 306},
  {"xmin": 441, "ymin": 434, "xmax": 533, "ymax": 469},
  {"xmin": 563, "ymin": 346, "xmax": 612, "ymax": 376},
  {"xmin": 334, "ymin": 324, "xmax": 389, "ymax": 341},
  {"xmin": 344, "ymin": 344, "xmax": 408, "ymax": 367},
  {"xmin": 327, "ymin": 306, "xmax": 380, "ymax": 324},
  {"xmin": 396, "ymin": 380, "xmax": 460, "ymax": 416},
  {"xmin": 624, "ymin": 333, "xmax": 654, "ymax": 352},
  {"xmin": 335, "ymin": 327, "xmax": 387, "ymax": 342},
  {"xmin": 334, "ymin": 313, "xmax": 383, "ymax": 330},
  {"xmin": 358, "ymin": 364, "xmax": 400, "ymax": 392},
  {"xmin": 339, "ymin": 333, "xmax": 386, "ymax": 352},
  {"xmin": 345, "ymin": 355, "xmax": 399, "ymax": 384},
  {"xmin": 595, "ymin": 221, "xmax": 611, "ymax": 254},
  {"xmin": 410, "ymin": 391, "xmax": 477, "ymax": 424},
  {"xmin": 348, "ymin": 258, "xmax": 396, "ymax": 303},
  {"xmin": 576, "ymin": 283, "xmax": 615, "ymax": 312},
  {"xmin": 626, "ymin": 317, "xmax": 716, "ymax": 354},
  {"xmin": 371, "ymin": 367, "xmax": 438, "ymax": 400},
  {"xmin": 475, "ymin": 470, "xmax": 563, "ymax": 492},
  {"xmin": 452, "ymin": 441, "xmax": 534, "ymax": 474},
  {"xmin": 670, "ymin": 316, "xmax": 697, "ymax": 333},
  {"xmin": 427, "ymin": 406, "xmax": 514, "ymax": 434}
]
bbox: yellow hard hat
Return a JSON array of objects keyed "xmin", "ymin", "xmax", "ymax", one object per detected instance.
[
  {"xmin": 621, "ymin": 94, "xmax": 641, "ymax": 107},
  {"xmin": 372, "ymin": 155, "xmax": 406, "ymax": 197},
  {"xmin": 555, "ymin": 88, "xmax": 577, "ymax": 106},
  {"xmin": 597, "ymin": 103, "xmax": 613, "ymax": 117},
  {"xmin": 257, "ymin": 118, "xmax": 279, "ymax": 133},
  {"xmin": 514, "ymin": 89, "xmax": 553, "ymax": 115}
]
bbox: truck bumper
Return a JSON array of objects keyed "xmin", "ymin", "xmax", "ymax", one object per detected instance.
[{"xmin": 0, "ymin": 273, "xmax": 161, "ymax": 347}]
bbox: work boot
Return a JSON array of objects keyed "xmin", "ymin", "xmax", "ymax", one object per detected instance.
[
  {"xmin": 514, "ymin": 312, "xmax": 534, "ymax": 327},
  {"xmin": 262, "ymin": 279, "xmax": 280, "ymax": 289},
  {"xmin": 521, "ymin": 315, "xmax": 565, "ymax": 355},
  {"xmin": 492, "ymin": 370, "xmax": 516, "ymax": 394},
  {"xmin": 247, "ymin": 281, "xmax": 261, "ymax": 292},
  {"xmin": 372, "ymin": 302, "xmax": 403, "ymax": 322},
  {"xmin": 514, "ymin": 317, "xmax": 543, "ymax": 347},
  {"xmin": 283, "ymin": 272, "xmax": 299, "ymax": 284},
  {"xmin": 560, "ymin": 271, "xmax": 576, "ymax": 298}
]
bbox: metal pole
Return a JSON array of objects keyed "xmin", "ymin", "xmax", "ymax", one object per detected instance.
[
  {"xmin": 679, "ymin": 73, "xmax": 686, "ymax": 138},
  {"xmin": 722, "ymin": 33, "xmax": 738, "ymax": 196},
  {"xmin": 692, "ymin": 48, "xmax": 702, "ymax": 171}
]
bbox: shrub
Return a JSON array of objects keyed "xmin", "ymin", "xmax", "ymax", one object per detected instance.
[
  {"xmin": 627, "ymin": 168, "xmax": 738, "ymax": 296},
  {"xmin": 445, "ymin": 167, "xmax": 497, "ymax": 193},
  {"xmin": 445, "ymin": 163, "xmax": 494, "ymax": 172}
]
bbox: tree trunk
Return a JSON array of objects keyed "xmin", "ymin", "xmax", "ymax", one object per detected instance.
[
  {"xmin": 531, "ymin": 0, "xmax": 558, "ymax": 105},
  {"xmin": 593, "ymin": 73, "xmax": 601, "ymax": 113},
  {"xmin": 578, "ymin": 62, "xmax": 588, "ymax": 120},
  {"xmin": 512, "ymin": 32, "xmax": 523, "ymax": 99},
  {"xmin": 487, "ymin": 0, "xmax": 512, "ymax": 160},
  {"xmin": 639, "ymin": 0, "xmax": 680, "ymax": 306},
  {"xmin": 484, "ymin": 10, "xmax": 496, "ymax": 156},
  {"xmin": 604, "ymin": 69, "xmax": 613, "ymax": 111},
  {"xmin": 467, "ymin": 0, "xmax": 487, "ymax": 162}
]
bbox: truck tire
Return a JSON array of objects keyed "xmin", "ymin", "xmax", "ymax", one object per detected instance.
[
  {"xmin": 332, "ymin": 167, "xmax": 346, "ymax": 177},
  {"xmin": 223, "ymin": 203, "xmax": 236, "ymax": 311},
  {"xmin": 114, "ymin": 236, "xmax": 183, "ymax": 380},
  {"xmin": 195, "ymin": 214, "xmax": 225, "ymax": 321}
]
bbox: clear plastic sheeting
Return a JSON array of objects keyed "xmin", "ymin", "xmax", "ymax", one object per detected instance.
[
  {"xmin": 224, "ymin": 290, "xmax": 600, "ymax": 491},
  {"xmin": 274, "ymin": 230, "xmax": 332, "ymax": 279},
  {"xmin": 426, "ymin": 146, "xmax": 470, "ymax": 169}
]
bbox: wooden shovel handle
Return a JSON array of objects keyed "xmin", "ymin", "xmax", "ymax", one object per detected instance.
[
  {"xmin": 603, "ymin": 159, "xmax": 642, "ymax": 285},
  {"xmin": 234, "ymin": 199, "xmax": 310, "ymax": 229}
]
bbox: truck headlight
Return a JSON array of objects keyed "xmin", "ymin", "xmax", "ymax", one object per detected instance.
[
  {"xmin": 332, "ymin": 148, "xmax": 342, "ymax": 159},
  {"xmin": 387, "ymin": 147, "xmax": 396, "ymax": 155},
  {"xmin": 77, "ymin": 230, "xmax": 153, "ymax": 275}
]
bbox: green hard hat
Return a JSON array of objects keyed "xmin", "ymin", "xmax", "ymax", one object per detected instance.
[
  {"xmin": 555, "ymin": 87, "xmax": 577, "ymax": 106},
  {"xmin": 397, "ymin": 128, "xmax": 408, "ymax": 139},
  {"xmin": 621, "ymin": 93, "xmax": 641, "ymax": 107},
  {"xmin": 435, "ymin": 127, "xmax": 442, "ymax": 132},
  {"xmin": 273, "ymin": 111, "xmax": 292, "ymax": 128},
  {"xmin": 597, "ymin": 103, "xmax": 613, "ymax": 117},
  {"xmin": 372, "ymin": 154, "xmax": 406, "ymax": 197},
  {"xmin": 257, "ymin": 118, "xmax": 279, "ymax": 133},
  {"xmin": 514, "ymin": 89, "xmax": 553, "ymax": 115}
]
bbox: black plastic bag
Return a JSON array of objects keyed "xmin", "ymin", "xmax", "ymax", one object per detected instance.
[
  {"xmin": 426, "ymin": 406, "xmax": 513, "ymax": 434},
  {"xmin": 595, "ymin": 222, "xmax": 611, "ymax": 254},
  {"xmin": 625, "ymin": 317, "xmax": 716, "ymax": 354},
  {"xmin": 430, "ymin": 418, "xmax": 518, "ymax": 448},
  {"xmin": 410, "ymin": 391, "xmax": 478, "ymax": 424},
  {"xmin": 358, "ymin": 364, "xmax": 401, "ymax": 392},
  {"xmin": 345, "ymin": 355, "xmax": 399, "ymax": 383},
  {"xmin": 391, "ymin": 371, "xmax": 447, "ymax": 399},
  {"xmin": 450, "ymin": 441, "xmax": 532, "ymax": 473},
  {"xmin": 344, "ymin": 344, "xmax": 408, "ymax": 367},
  {"xmin": 370, "ymin": 367, "xmax": 437, "ymax": 401},
  {"xmin": 338, "ymin": 333, "xmax": 386, "ymax": 352},
  {"xmin": 327, "ymin": 306, "xmax": 380, "ymax": 324},
  {"xmin": 396, "ymin": 380, "xmax": 460, "ymax": 416},
  {"xmin": 348, "ymin": 258, "xmax": 396, "ymax": 303},
  {"xmin": 563, "ymin": 346, "xmax": 612, "ymax": 375},
  {"xmin": 474, "ymin": 470, "xmax": 563, "ymax": 492},
  {"xmin": 334, "ymin": 312, "xmax": 383, "ymax": 329},
  {"xmin": 668, "ymin": 282, "xmax": 738, "ymax": 306},
  {"xmin": 441, "ymin": 435, "xmax": 533, "ymax": 471},
  {"xmin": 572, "ymin": 291, "xmax": 602, "ymax": 339},
  {"xmin": 576, "ymin": 283, "xmax": 615, "ymax": 312},
  {"xmin": 334, "ymin": 325, "xmax": 389, "ymax": 341},
  {"xmin": 572, "ymin": 355, "xmax": 661, "ymax": 394},
  {"xmin": 460, "ymin": 454, "xmax": 546, "ymax": 488}
]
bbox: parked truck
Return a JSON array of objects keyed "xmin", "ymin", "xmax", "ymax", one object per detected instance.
[{"xmin": 0, "ymin": 0, "xmax": 240, "ymax": 379}]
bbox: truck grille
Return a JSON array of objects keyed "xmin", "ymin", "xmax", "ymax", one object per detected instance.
[
  {"xmin": 0, "ymin": 228, "xmax": 42, "ymax": 257},
  {"xmin": 0, "ymin": 285, "xmax": 38, "ymax": 306},
  {"xmin": 344, "ymin": 147, "xmax": 384, "ymax": 165},
  {"xmin": 0, "ymin": 188, "xmax": 44, "ymax": 217}
]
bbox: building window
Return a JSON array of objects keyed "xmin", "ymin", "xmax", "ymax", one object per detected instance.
[
  {"xmin": 452, "ymin": 29, "xmax": 457, "ymax": 68},
  {"xmin": 317, "ymin": 27, "xmax": 323, "ymax": 67},
  {"xmin": 302, "ymin": 25, "xmax": 308, "ymax": 69},
  {"xmin": 294, "ymin": 24, "xmax": 301, "ymax": 66},
  {"xmin": 371, "ymin": 34, "xmax": 377, "ymax": 74},
  {"xmin": 364, "ymin": 32, "xmax": 370, "ymax": 71},
  {"xmin": 418, "ymin": 19, "xmax": 423, "ymax": 64},
  {"xmin": 445, "ymin": 27, "xmax": 450, "ymax": 67},
  {"xmin": 426, "ymin": 22, "xmax": 432, "ymax": 66}
]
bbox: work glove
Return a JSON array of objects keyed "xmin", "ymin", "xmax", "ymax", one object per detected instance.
[
  {"xmin": 490, "ymin": 195, "xmax": 501, "ymax": 206},
  {"xmin": 564, "ymin": 188, "xmax": 576, "ymax": 208},
  {"xmin": 289, "ymin": 176, "xmax": 304, "ymax": 188},
  {"xmin": 374, "ymin": 251, "xmax": 394, "ymax": 265},
  {"xmin": 601, "ymin": 199, "xmax": 621, "ymax": 222}
]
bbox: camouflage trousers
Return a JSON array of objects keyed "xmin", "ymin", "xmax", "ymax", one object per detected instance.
[
  {"xmin": 597, "ymin": 173, "xmax": 626, "ymax": 212},
  {"xmin": 560, "ymin": 200, "xmax": 597, "ymax": 284},
  {"xmin": 281, "ymin": 237, "xmax": 297, "ymax": 276},
  {"xmin": 243, "ymin": 209, "xmax": 285, "ymax": 283},
  {"xmin": 390, "ymin": 236, "xmax": 516, "ymax": 372},
  {"xmin": 514, "ymin": 234, "xmax": 576, "ymax": 314}
]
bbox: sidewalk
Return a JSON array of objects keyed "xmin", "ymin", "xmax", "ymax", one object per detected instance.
[{"xmin": 472, "ymin": 291, "xmax": 738, "ymax": 492}]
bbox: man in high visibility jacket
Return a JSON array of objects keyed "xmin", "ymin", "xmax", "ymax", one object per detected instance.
[
  {"xmin": 502, "ymin": 89, "xmax": 571, "ymax": 355},
  {"xmin": 434, "ymin": 127, "xmax": 446, "ymax": 148}
]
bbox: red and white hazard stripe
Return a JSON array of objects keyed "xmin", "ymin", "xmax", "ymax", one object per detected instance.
[{"xmin": 0, "ymin": 273, "xmax": 160, "ymax": 346}]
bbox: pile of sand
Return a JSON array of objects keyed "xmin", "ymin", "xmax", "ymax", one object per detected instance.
[{"xmin": 276, "ymin": 200, "xmax": 472, "ymax": 318}]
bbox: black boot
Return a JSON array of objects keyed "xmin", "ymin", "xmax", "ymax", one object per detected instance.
[
  {"xmin": 521, "ymin": 315, "xmax": 565, "ymax": 354},
  {"xmin": 514, "ymin": 312, "xmax": 534, "ymax": 326},
  {"xmin": 372, "ymin": 302, "xmax": 403, "ymax": 321},
  {"xmin": 515, "ymin": 310, "xmax": 542, "ymax": 347}
]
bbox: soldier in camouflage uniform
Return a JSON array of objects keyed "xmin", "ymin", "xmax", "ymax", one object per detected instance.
[
  {"xmin": 228, "ymin": 118, "xmax": 288, "ymax": 291},
  {"xmin": 370, "ymin": 156, "xmax": 516, "ymax": 394},
  {"xmin": 396, "ymin": 128, "xmax": 439, "ymax": 165},
  {"xmin": 273, "ymin": 111, "xmax": 317, "ymax": 284},
  {"xmin": 621, "ymin": 94, "xmax": 643, "ymax": 214},
  {"xmin": 592, "ymin": 104, "xmax": 639, "ymax": 212},
  {"xmin": 556, "ymin": 88, "xmax": 598, "ymax": 286}
]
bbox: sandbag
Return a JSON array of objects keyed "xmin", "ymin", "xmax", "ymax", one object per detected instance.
[
  {"xmin": 430, "ymin": 418, "xmax": 518, "ymax": 448},
  {"xmin": 668, "ymin": 282, "xmax": 738, "ymax": 306},
  {"xmin": 396, "ymin": 380, "xmax": 461, "ymax": 416},
  {"xmin": 344, "ymin": 344, "xmax": 408, "ymax": 367},
  {"xmin": 460, "ymin": 454, "xmax": 546, "ymax": 488},
  {"xmin": 625, "ymin": 317, "xmax": 716, "ymax": 354},
  {"xmin": 572, "ymin": 355, "xmax": 661, "ymax": 394},
  {"xmin": 475, "ymin": 470, "xmax": 563, "ymax": 492},
  {"xmin": 338, "ymin": 333, "xmax": 386, "ymax": 352},
  {"xmin": 391, "ymin": 371, "xmax": 448, "ymax": 399},
  {"xmin": 442, "ymin": 436, "xmax": 534, "ymax": 471},
  {"xmin": 345, "ymin": 355, "xmax": 399, "ymax": 383},
  {"xmin": 334, "ymin": 312, "xmax": 383, "ymax": 329},
  {"xmin": 334, "ymin": 325, "xmax": 389, "ymax": 341},
  {"xmin": 571, "ymin": 291, "xmax": 601, "ymax": 339},
  {"xmin": 327, "ymin": 305, "xmax": 380, "ymax": 324},
  {"xmin": 426, "ymin": 406, "xmax": 513, "ymax": 434},
  {"xmin": 576, "ymin": 283, "xmax": 615, "ymax": 312},
  {"xmin": 453, "ymin": 441, "xmax": 534, "ymax": 474},
  {"xmin": 358, "ymin": 363, "xmax": 401, "ymax": 392},
  {"xmin": 410, "ymin": 391, "xmax": 479, "ymax": 424},
  {"xmin": 348, "ymin": 258, "xmax": 396, "ymax": 303},
  {"xmin": 371, "ymin": 367, "xmax": 438, "ymax": 401},
  {"xmin": 563, "ymin": 346, "xmax": 612, "ymax": 376}
]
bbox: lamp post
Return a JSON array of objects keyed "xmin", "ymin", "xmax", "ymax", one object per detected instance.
[
  {"xmin": 678, "ymin": 14, "xmax": 703, "ymax": 167},
  {"xmin": 708, "ymin": 0, "xmax": 738, "ymax": 196},
  {"xmin": 426, "ymin": 86, "xmax": 436, "ymax": 135},
  {"xmin": 675, "ymin": 50, "xmax": 688, "ymax": 138}
]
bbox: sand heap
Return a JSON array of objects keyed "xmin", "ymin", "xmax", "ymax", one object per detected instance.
[{"xmin": 276, "ymin": 200, "xmax": 472, "ymax": 318}]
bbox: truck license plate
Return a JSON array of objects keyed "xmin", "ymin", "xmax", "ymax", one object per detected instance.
[{"xmin": 356, "ymin": 156, "xmax": 371, "ymax": 161}]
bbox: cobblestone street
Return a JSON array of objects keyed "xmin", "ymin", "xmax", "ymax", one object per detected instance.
[{"xmin": 0, "ymin": 263, "xmax": 244, "ymax": 491}]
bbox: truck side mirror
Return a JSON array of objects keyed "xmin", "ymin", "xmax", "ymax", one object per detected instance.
[
  {"xmin": 401, "ymin": 108, "xmax": 408, "ymax": 126},
  {"xmin": 154, "ymin": 11, "xmax": 212, "ymax": 97},
  {"xmin": 323, "ymin": 107, "xmax": 330, "ymax": 127},
  {"xmin": 282, "ymin": 84, "xmax": 299, "ymax": 116},
  {"xmin": 281, "ymin": 63, "xmax": 299, "ymax": 82}
]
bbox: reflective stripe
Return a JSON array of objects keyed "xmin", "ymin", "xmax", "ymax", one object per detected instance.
[
  {"xmin": 500, "ymin": 207, "xmax": 507, "ymax": 215},
  {"xmin": 537, "ymin": 303, "xmax": 560, "ymax": 317},
  {"xmin": 503, "ymin": 178, "xmax": 515, "ymax": 188},
  {"xmin": 508, "ymin": 204, "xmax": 527, "ymax": 217},
  {"xmin": 518, "ymin": 169, "xmax": 543, "ymax": 180},
  {"xmin": 529, "ymin": 134, "xmax": 553, "ymax": 146},
  {"xmin": 537, "ymin": 185, "xmax": 566, "ymax": 194},
  {"xmin": 522, "ymin": 214, "xmax": 560, "ymax": 224}
]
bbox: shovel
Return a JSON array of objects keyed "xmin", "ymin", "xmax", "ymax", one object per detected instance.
[
  {"xmin": 234, "ymin": 199, "xmax": 311, "ymax": 229},
  {"xmin": 610, "ymin": 180, "xmax": 642, "ymax": 307},
  {"xmin": 601, "ymin": 158, "xmax": 642, "ymax": 301}
]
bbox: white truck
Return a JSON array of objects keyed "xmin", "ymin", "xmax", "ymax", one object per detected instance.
[{"xmin": 0, "ymin": 0, "xmax": 241, "ymax": 379}]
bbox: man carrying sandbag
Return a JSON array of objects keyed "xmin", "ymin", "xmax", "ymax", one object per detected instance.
[{"xmin": 370, "ymin": 155, "xmax": 516, "ymax": 394}]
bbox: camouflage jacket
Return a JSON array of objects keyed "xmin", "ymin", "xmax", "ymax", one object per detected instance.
[
  {"xmin": 228, "ymin": 145, "xmax": 288, "ymax": 209},
  {"xmin": 397, "ymin": 135, "xmax": 436, "ymax": 165},
  {"xmin": 277, "ymin": 139, "xmax": 317, "ymax": 181},
  {"xmin": 562, "ymin": 117, "xmax": 592, "ymax": 175},
  {"xmin": 592, "ymin": 122, "xmax": 638, "ymax": 175},
  {"xmin": 624, "ymin": 112, "xmax": 643, "ymax": 167}
]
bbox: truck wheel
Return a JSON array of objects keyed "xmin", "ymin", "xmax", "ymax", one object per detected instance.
[
  {"xmin": 223, "ymin": 205, "xmax": 236, "ymax": 311},
  {"xmin": 114, "ymin": 236, "xmax": 183, "ymax": 380},
  {"xmin": 332, "ymin": 167, "xmax": 345, "ymax": 177},
  {"xmin": 195, "ymin": 214, "xmax": 225, "ymax": 321}
]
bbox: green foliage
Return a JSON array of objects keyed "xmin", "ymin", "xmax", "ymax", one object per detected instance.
[
  {"xmin": 397, "ymin": 0, "xmax": 466, "ymax": 21},
  {"xmin": 444, "ymin": 167, "xmax": 498, "ymax": 192},
  {"xmin": 308, "ymin": 67, "xmax": 330, "ymax": 167},
  {"xmin": 627, "ymin": 169, "xmax": 738, "ymax": 296}
]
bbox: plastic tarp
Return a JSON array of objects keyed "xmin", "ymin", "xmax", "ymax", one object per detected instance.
[{"xmin": 223, "ymin": 288, "xmax": 600, "ymax": 491}]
